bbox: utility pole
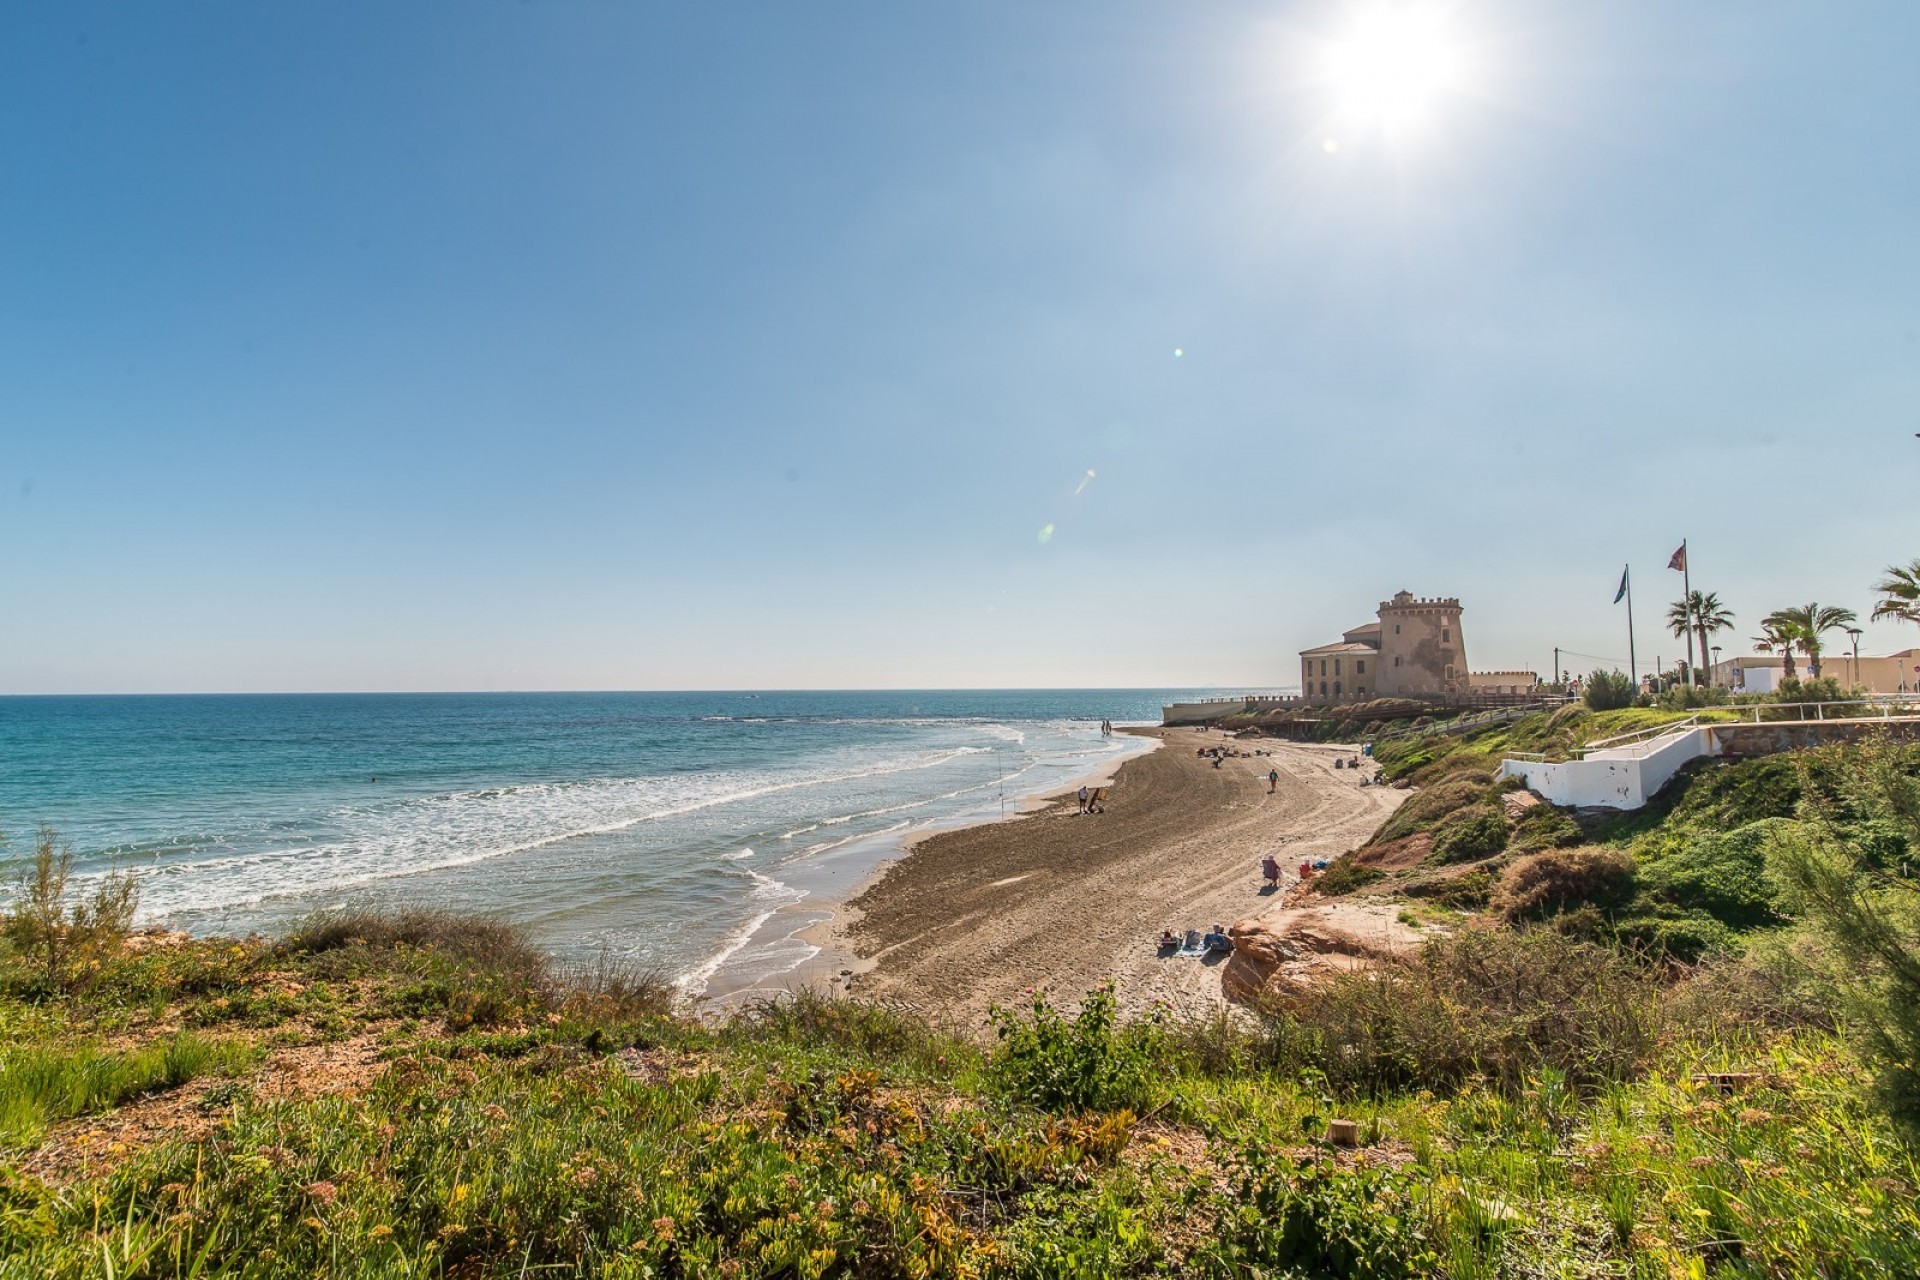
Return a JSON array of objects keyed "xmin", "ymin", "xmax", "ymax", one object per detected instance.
[{"xmin": 1553, "ymin": 647, "xmax": 1560, "ymax": 692}]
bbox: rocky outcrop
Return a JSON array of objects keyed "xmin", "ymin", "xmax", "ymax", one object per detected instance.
[{"xmin": 1220, "ymin": 905, "xmax": 1427, "ymax": 1006}]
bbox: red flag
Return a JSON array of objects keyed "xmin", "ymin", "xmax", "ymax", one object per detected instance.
[{"xmin": 1667, "ymin": 543, "xmax": 1687, "ymax": 572}]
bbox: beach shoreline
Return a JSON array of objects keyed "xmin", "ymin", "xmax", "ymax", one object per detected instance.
[
  {"xmin": 694, "ymin": 728, "xmax": 1162, "ymax": 1009},
  {"xmin": 812, "ymin": 726, "xmax": 1409, "ymax": 1025}
]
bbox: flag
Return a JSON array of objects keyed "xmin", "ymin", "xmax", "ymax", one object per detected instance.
[
  {"xmin": 1613, "ymin": 565, "xmax": 1629, "ymax": 604},
  {"xmin": 1667, "ymin": 542, "xmax": 1688, "ymax": 573}
]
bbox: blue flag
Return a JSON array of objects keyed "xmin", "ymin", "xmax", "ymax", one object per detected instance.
[{"xmin": 1613, "ymin": 565, "xmax": 1629, "ymax": 605}]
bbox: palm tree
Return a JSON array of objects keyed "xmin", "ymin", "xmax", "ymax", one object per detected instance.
[
  {"xmin": 1872, "ymin": 559, "xmax": 1920, "ymax": 627},
  {"xmin": 1691, "ymin": 592, "xmax": 1735, "ymax": 681},
  {"xmin": 1666, "ymin": 596, "xmax": 1697, "ymax": 677},
  {"xmin": 1755, "ymin": 620, "xmax": 1799, "ymax": 684},
  {"xmin": 1763, "ymin": 603, "xmax": 1858, "ymax": 680}
]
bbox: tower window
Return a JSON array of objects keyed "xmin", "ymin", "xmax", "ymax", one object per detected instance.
[
  {"xmin": 1334, "ymin": 659, "xmax": 1342, "ymax": 676},
  {"xmin": 1334, "ymin": 681, "xmax": 1342, "ymax": 696},
  {"xmin": 1356, "ymin": 660, "xmax": 1365, "ymax": 674},
  {"xmin": 1395, "ymin": 656, "xmax": 1402, "ymax": 667},
  {"xmin": 1442, "ymin": 628, "xmax": 1451, "ymax": 642}
]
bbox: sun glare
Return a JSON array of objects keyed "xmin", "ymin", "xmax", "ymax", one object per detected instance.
[{"xmin": 1321, "ymin": 4, "xmax": 1467, "ymax": 136}]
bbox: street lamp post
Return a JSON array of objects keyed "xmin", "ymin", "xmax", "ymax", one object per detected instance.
[
  {"xmin": 1845, "ymin": 626, "xmax": 1863, "ymax": 691},
  {"xmin": 1710, "ymin": 646, "xmax": 1722, "ymax": 688}
]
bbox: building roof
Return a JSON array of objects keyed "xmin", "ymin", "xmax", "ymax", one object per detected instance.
[{"xmin": 1299, "ymin": 641, "xmax": 1379, "ymax": 657}]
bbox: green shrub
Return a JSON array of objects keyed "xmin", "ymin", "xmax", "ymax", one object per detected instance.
[
  {"xmin": 1428, "ymin": 806, "xmax": 1511, "ymax": 865},
  {"xmin": 987, "ymin": 986, "xmax": 1159, "ymax": 1114},
  {"xmin": 1314, "ymin": 856, "xmax": 1383, "ymax": 896},
  {"xmin": 1507, "ymin": 802, "xmax": 1581, "ymax": 853},
  {"xmin": 1257, "ymin": 928, "xmax": 1664, "ymax": 1095},
  {"xmin": 1635, "ymin": 819, "xmax": 1790, "ymax": 930},
  {"xmin": 1371, "ymin": 777, "xmax": 1489, "ymax": 845},
  {"xmin": 1610, "ymin": 908, "xmax": 1739, "ymax": 961},
  {"xmin": 2, "ymin": 826, "xmax": 140, "ymax": 994},
  {"xmin": 1583, "ymin": 669, "xmax": 1637, "ymax": 712},
  {"xmin": 1767, "ymin": 819, "xmax": 1920, "ymax": 1138},
  {"xmin": 283, "ymin": 907, "xmax": 548, "ymax": 981},
  {"xmin": 1200, "ymin": 1154, "xmax": 1436, "ymax": 1278},
  {"xmin": 1492, "ymin": 849, "xmax": 1635, "ymax": 923}
]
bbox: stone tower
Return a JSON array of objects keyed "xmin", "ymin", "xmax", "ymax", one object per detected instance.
[{"xmin": 1372, "ymin": 591, "xmax": 1468, "ymax": 698}]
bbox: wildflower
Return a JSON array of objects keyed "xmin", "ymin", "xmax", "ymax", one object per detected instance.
[
  {"xmin": 370, "ymin": 1225, "xmax": 393, "ymax": 1239},
  {"xmin": 482, "ymin": 1105, "xmax": 509, "ymax": 1123},
  {"xmin": 302, "ymin": 1217, "xmax": 326, "ymax": 1233},
  {"xmin": 652, "ymin": 1216, "xmax": 676, "ymax": 1242},
  {"xmin": 1738, "ymin": 1108, "xmax": 1772, "ymax": 1125},
  {"xmin": 1688, "ymin": 1156, "xmax": 1715, "ymax": 1170},
  {"xmin": 305, "ymin": 1180, "xmax": 340, "ymax": 1205}
]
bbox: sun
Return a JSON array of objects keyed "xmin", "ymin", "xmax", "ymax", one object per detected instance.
[{"xmin": 1320, "ymin": 4, "xmax": 1467, "ymax": 135}]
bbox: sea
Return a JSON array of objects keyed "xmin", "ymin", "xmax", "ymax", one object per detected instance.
[{"xmin": 0, "ymin": 691, "xmax": 1226, "ymax": 997}]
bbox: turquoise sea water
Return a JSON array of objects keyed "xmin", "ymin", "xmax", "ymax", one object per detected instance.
[{"xmin": 0, "ymin": 691, "xmax": 1214, "ymax": 994}]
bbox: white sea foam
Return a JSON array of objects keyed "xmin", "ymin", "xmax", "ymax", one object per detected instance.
[{"xmin": 114, "ymin": 742, "xmax": 1007, "ymax": 921}]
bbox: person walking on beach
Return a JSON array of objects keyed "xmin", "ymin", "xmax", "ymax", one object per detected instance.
[
  {"xmin": 1077, "ymin": 784, "xmax": 1089, "ymax": 814},
  {"xmin": 1267, "ymin": 768, "xmax": 1279, "ymax": 794}
]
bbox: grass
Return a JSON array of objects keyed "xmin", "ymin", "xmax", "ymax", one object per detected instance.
[
  {"xmin": 5, "ymin": 718, "xmax": 1916, "ymax": 1277},
  {"xmin": 1, "ymin": 888, "xmax": 1917, "ymax": 1275},
  {"xmin": 0, "ymin": 1032, "xmax": 260, "ymax": 1147}
]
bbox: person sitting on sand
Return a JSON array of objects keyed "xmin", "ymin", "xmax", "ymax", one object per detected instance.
[
  {"xmin": 1086, "ymin": 787, "xmax": 1104, "ymax": 814},
  {"xmin": 1261, "ymin": 855, "xmax": 1281, "ymax": 887},
  {"xmin": 1158, "ymin": 929, "xmax": 1179, "ymax": 949},
  {"xmin": 1202, "ymin": 925, "xmax": 1231, "ymax": 952}
]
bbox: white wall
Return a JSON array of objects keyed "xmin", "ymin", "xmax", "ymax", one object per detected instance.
[{"xmin": 1499, "ymin": 724, "xmax": 1711, "ymax": 810}]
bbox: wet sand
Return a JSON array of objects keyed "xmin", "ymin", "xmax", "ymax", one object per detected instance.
[{"xmin": 834, "ymin": 726, "xmax": 1407, "ymax": 1027}]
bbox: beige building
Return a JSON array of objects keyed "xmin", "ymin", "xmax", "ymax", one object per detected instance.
[
  {"xmin": 1300, "ymin": 591, "xmax": 1477, "ymax": 703},
  {"xmin": 1712, "ymin": 649, "xmax": 1920, "ymax": 695}
]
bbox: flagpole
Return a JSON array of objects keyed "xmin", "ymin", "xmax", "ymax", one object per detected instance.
[
  {"xmin": 1682, "ymin": 539, "xmax": 1694, "ymax": 685},
  {"xmin": 1625, "ymin": 567, "xmax": 1638, "ymax": 692}
]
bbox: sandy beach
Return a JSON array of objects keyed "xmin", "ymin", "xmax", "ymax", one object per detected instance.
[{"xmin": 832, "ymin": 726, "xmax": 1408, "ymax": 1026}]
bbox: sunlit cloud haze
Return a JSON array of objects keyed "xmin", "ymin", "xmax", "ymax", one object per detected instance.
[{"xmin": 3, "ymin": 2, "xmax": 1917, "ymax": 693}]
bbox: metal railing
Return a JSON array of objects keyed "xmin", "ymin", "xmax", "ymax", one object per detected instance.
[{"xmin": 1506, "ymin": 697, "xmax": 1920, "ymax": 765}]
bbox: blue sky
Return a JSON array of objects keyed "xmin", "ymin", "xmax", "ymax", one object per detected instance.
[{"xmin": 3, "ymin": 1, "xmax": 1917, "ymax": 693}]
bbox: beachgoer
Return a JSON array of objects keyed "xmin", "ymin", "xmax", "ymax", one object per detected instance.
[
  {"xmin": 1299, "ymin": 859, "xmax": 1313, "ymax": 879},
  {"xmin": 1077, "ymin": 785, "xmax": 1089, "ymax": 814},
  {"xmin": 1087, "ymin": 787, "xmax": 1104, "ymax": 814},
  {"xmin": 1267, "ymin": 768, "xmax": 1278, "ymax": 793},
  {"xmin": 1261, "ymin": 855, "xmax": 1281, "ymax": 886}
]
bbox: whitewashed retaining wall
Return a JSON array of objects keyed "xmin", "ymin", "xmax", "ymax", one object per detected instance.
[{"xmin": 1499, "ymin": 725, "xmax": 1712, "ymax": 810}]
